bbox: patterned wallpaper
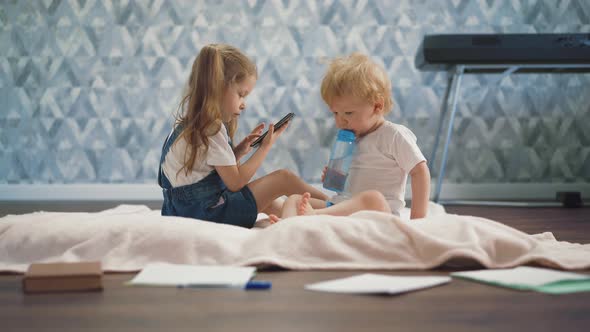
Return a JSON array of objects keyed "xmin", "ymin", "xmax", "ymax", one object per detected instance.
[{"xmin": 1, "ymin": 0, "xmax": 589, "ymax": 186}]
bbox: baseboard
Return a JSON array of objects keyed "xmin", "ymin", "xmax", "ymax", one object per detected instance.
[
  {"xmin": 0, "ymin": 184, "xmax": 163, "ymax": 201},
  {"xmin": 0, "ymin": 183, "xmax": 588, "ymax": 201},
  {"xmin": 435, "ymin": 183, "xmax": 590, "ymax": 201}
]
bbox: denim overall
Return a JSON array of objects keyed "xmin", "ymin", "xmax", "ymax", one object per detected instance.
[{"xmin": 158, "ymin": 126, "xmax": 258, "ymax": 228}]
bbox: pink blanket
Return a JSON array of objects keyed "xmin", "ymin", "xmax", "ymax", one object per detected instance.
[{"xmin": 1, "ymin": 205, "xmax": 589, "ymax": 273}]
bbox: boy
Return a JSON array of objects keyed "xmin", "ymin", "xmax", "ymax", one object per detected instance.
[{"xmin": 271, "ymin": 53, "xmax": 430, "ymax": 222}]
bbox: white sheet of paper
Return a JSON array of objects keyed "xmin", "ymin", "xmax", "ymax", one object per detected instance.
[
  {"xmin": 451, "ymin": 266, "xmax": 589, "ymax": 287},
  {"xmin": 128, "ymin": 263, "xmax": 256, "ymax": 287},
  {"xmin": 304, "ymin": 273, "xmax": 451, "ymax": 294}
]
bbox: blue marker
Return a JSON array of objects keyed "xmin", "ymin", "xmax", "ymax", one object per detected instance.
[
  {"xmin": 177, "ymin": 280, "xmax": 272, "ymax": 290},
  {"xmin": 244, "ymin": 280, "xmax": 272, "ymax": 290}
]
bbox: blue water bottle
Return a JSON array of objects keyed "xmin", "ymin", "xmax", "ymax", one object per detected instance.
[{"xmin": 323, "ymin": 129, "xmax": 356, "ymax": 193}]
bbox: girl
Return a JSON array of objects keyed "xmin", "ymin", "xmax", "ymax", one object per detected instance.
[{"xmin": 157, "ymin": 43, "xmax": 329, "ymax": 228}]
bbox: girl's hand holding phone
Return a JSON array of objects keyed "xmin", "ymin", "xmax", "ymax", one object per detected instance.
[
  {"xmin": 260, "ymin": 121, "xmax": 289, "ymax": 149},
  {"xmin": 250, "ymin": 113, "xmax": 295, "ymax": 148},
  {"xmin": 233, "ymin": 123, "xmax": 264, "ymax": 160}
]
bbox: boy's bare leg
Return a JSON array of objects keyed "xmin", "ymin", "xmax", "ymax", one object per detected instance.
[
  {"xmin": 261, "ymin": 197, "xmax": 285, "ymax": 217},
  {"xmin": 270, "ymin": 190, "xmax": 391, "ymax": 222},
  {"xmin": 268, "ymin": 194, "xmax": 308, "ymax": 223},
  {"xmin": 288, "ymin": 190, "xmax": 391, "ymax": 217},
  {"xmin": 309, "ymin": 197, "xmax": 328, "ymax": 209},
  {"xmin": 313, "ymin": 190, "xmax": 391, "ymax": 216},
  {"xmin": 277, "ymin": 194, "xmax": 302, "ymax": 219},
  {"xmin": 296, "ymin": 192, "xmax": 315, "ymax": 216},
  {"xmin": 247, "ymin": 169, "xmax": 329, "ymax": 213}
]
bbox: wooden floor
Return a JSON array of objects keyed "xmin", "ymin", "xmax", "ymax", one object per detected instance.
[{"xmin": 1, "ymin": 202, "xmax": 589, "ymax": 332}]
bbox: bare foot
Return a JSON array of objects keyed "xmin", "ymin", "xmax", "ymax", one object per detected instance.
[
  {"xmin": 268, "ymin": 214, "xmax": 281, "ymax": 224},
  {"xmin": 297, "ymin": 192, "xmax": 315, "ymax": 216}
]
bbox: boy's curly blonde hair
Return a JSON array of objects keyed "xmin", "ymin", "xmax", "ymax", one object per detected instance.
[{"xmin": 320, "ymin": 53, "xmax": 393, "ymax": 114}]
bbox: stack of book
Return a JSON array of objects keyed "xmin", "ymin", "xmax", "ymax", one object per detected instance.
[{"xmin": 22, "ymin": 261, "xmax": 103, "ymax": 294}]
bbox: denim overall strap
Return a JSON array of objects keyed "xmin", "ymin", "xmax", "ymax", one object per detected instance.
[{"xmin": 158, "ymin": 126, "xmax": 182, "ymax": 190}]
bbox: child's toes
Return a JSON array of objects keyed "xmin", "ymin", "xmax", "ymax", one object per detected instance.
[{"xmin": 268, "ymin": 214, "xmax": 281, "ymax": 224}]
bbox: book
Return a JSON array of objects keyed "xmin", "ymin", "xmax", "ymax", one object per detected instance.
[
  {"xmin": 128, "ymin": 263, "xmax": 256, "ymax": 288},
  {"xmin": 451, "ymin": 266, "xmax": 590, "ymax": 294},
  {"xmin": 304, "ymin": 273, "xmax": 451, "ymax": 295},
  {"xmin": 22, "ymin": 261, "xmax": 103, "ymax": 294}
]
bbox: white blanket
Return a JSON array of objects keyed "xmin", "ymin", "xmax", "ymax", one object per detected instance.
[{"xmin": 1, "ymin": 204, "xmax": 589, "ymax": 273}]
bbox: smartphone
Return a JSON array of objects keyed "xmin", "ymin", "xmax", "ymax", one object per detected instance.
[{"xmin": 250, "ymin": 112, "xmax": 295, "ymax": 148}]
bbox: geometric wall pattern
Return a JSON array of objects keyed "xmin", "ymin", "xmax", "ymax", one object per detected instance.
[{"xmin": 1, "ymin": 0, "xmax": 589, "ymax": 186}]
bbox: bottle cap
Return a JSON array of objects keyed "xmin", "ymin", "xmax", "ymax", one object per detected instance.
[{"xmin": 337, "ymin": 129, "xmax": 356, "ymax": 142}]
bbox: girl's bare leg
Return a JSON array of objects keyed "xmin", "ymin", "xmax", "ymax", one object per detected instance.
[{"xmin": 247, "ymin": 169, "xmax": 329, "ymax": 213}]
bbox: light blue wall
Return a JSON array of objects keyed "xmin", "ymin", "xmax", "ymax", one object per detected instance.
[{"xmin": 1, "ymin": 0, "xmax": 589, "ymax": 187}]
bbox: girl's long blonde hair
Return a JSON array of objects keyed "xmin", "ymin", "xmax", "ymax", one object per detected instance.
[{"xmin": 174, "ymin": 43, "xmax": 257, "ymax": 177}]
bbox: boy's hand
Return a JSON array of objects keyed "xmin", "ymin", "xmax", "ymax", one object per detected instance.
[
  {"xmin": 261, "ymin": 122, "xmax": 289, "ymax": 149},
  {"xmin": 233, "ymin": 123, "xmax": 264, "ymax": 160},
  {"xmin": 321, "ymin": 166, "xmax": 327, "ymax": 182}
]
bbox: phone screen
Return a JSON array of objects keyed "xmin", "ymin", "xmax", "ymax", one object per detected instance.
[{"xmin": 250, "ymin": 112, "xmax": 295, "ymax": 147}]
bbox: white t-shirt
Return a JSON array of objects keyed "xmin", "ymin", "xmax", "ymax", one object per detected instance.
[
  {"xmin": 331, "ymin": 121, "xmax": 426, "ymax": 215},
  {"xmin": 162, "ymin": 124, "xmax": 236, "ymax": 187}
]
